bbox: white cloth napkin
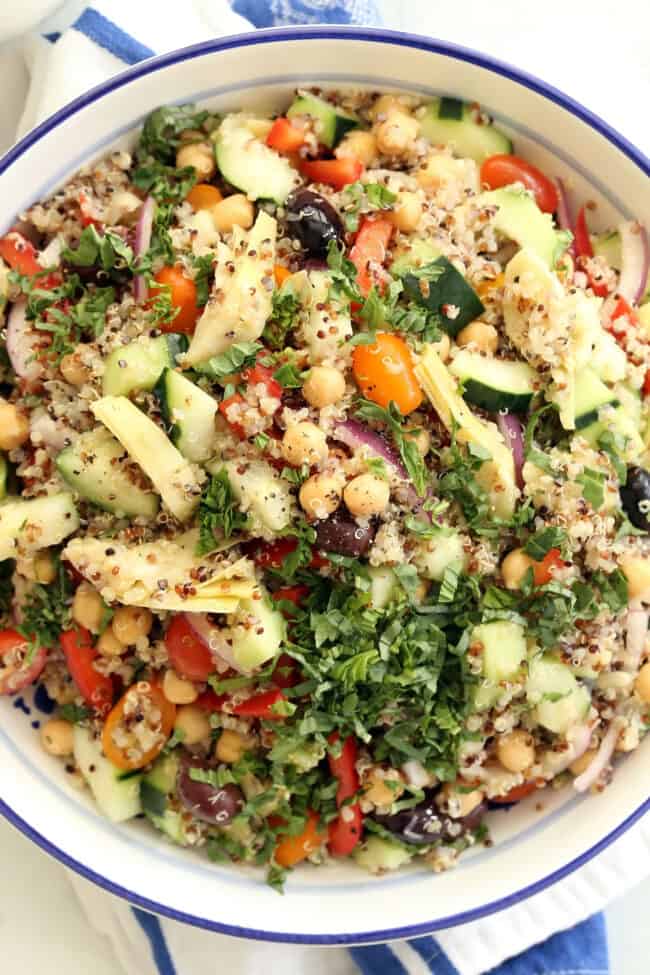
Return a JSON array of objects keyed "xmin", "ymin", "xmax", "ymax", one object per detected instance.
[{"xmin": 2, "ymin": 1, "xmax": 650, "ymax": 973}]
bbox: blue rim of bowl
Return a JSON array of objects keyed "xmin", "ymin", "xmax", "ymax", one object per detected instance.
[{"xmin": 0, "ymin": 24, "xmax": 648, "ymax": 945}]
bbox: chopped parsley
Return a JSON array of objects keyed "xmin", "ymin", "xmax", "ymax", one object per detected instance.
[
  {"xmin": 58, "ymin": 703, "xmax": 92, "ymax": 724},
  {"xmin": 340, "ymin": 180, "xmax": 397, "ymax": 232},
  {"xmin": 577, "ymin": 467, "xmax": 607, "ymax": 510},
  {"xmin": 263, "ymin": 289, "xmax": 302, "ymax": 351},
  {"xmin": 16, "ymin": 553, "xmax": 73, "ymax": 652},
  {"xmin": 61, "ymin": 225, "xmax": 134, "ymax": 272},
  {"xmin": 192, "ymin": 253, "xmax": 214, "ymax": 306},
  {"xmin": 196, "ymin": 469, "xmax": 249, "ymax": 554},
  {"xmin": 199, "ymin": 341, "xmax": 262, "ymax": 383},
  {"xmin": 137, "ymin": 104, "xmax": 210, "ymax": 165},
  {"xmin": 524, "ymin": 526, "xmax": 568, "ymax": 561}
]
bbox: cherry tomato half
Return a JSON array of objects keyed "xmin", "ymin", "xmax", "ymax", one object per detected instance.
[
  {"xmin": 60, "ymin": 628, "xmax": 114, "ymax": 716},
  {"xmin": 102, "ymin": 682, "xmax": 176, "ymax": 771},
  {"xmin": 273, "ymin": 809, "xmax": 326, "ymax": 868},
  {"xmin": 328, "ymin": 803, "xmax": 364, "ymax": 856},
  {"xmin": 491, "ymin": 781, "xmax": 540, "ymax": 804},
  {"xmin": 0, "ymin": 232, "xmax": 41, "ymax": 277},
  {"xmin": 186, "ymin": 183, "xmax": 223, "ymax": 211},
  {"xmin": 352, "ymin": 331, "xmax": 423, "ymax": 415},
  {"xmin": 149, "ymin": 265, "xmax": 200, "ymax": 334},
  {"xmin": 165, "ymin": 614, "xmax": 215, "ymax": 682},
  {"xmin": 480, "ymin": 154, "xmax": 559, "ymax": 214},
  {"xmin": 300, "ymin": 157, "xmax": 364, "ymax": 190},
  {"xmin": 0, "ymin": 628, "xmax": 47, "ymax": 696}
]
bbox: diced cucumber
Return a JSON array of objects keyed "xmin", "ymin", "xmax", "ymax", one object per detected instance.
[
  {"xmin": 580, "ymin": 402, "xmax": 644, "ymax": 460},
  {"xmin": 480, "ymin": 188, "xmax": 571, "ymax": 268},
  {"xmin": 73, "ymin": 726, "xmax": 142, "ymax": 823},
  {"xmin": 402, "ymin": 256, "xmax": 484, "ymax": 335},
  {"xmin": 216, "ymin": 458, "xmax": 294, "ymax": 533},
  {"xmin": 390, "ymin": 238, "xmax": 442, "ymax": 277},
  {"xmin": 354, "ymin": 836, "xmax": 413, "ymax": 874},
  {"xmin": 148, "ymin": 808, "xmax": 190, "ymax": 846},
  {"xmin": 419, "ymin": 98, "xmax": 512, "ymax": 163},
  {"xmin": 472, "ymin": 620, "xmax": 527, "ymax": 681},
  {"xmin": 368, "ymin": 565, "xmax": 398, "ymax": 609},
  {"xmin": 574, "ymin": 368, "xmax": 617, "ymax": 431},
  {"xmin": 526, "ymin": 654, "xmax": 590, "ymax": 734},
  {"xmin": 91, "ymin": 396, "xmax": 202, "ymax": 523},
  {"xmin": 0, "ymin": 493, "xmax": 79, "ymax": 561},
  {"xmin": 227, "ymin": 596, "xmax": 285, "ymax": 673},
  {"xmin": 142, "ymin": 751, "xmax": 180, "ymax": 798},
  {"xmin": 474, "ymin": 680, "xmax": 502, "ymax": 711},
  {"xmin": 102, "ymin": 334, "xmax": 187, "ymax": 397},
  {"xmin": 449, "ymin": 350, "xmax": 536, "ymax": 414},
  {"xmin": 56, "ymin": 427, "xmax": 160, "ymax": 519},
  {"xmin": 0, "ymin": 455, "xmax": 7, "ymax": 502},
  {"xmin": 155, "ymin": 368, "xmax": 217, "ymax": 464},
  {"xmin": 213, "ymin": 114, "xmax": 300, "ymax": 204},
  {"xmin": 412, "ymin": 529, "xmax": 467, "ymax": 582},
  {"xmin": 287, "ymin": 92, "xmax": 359, "ymax": 148}
]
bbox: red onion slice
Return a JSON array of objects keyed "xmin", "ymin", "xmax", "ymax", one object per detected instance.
[
  {"xmin": 573, "ymin": 720, "xmax": 620, "ymax": 793},
  {"xmin": 618, "ymin": 220, "xmax": 649, "ymax": 306},
  {"xmin": 133, "ymin": 196, "xmax": 155, "ymax": 303},
  {"xmin": 496, "ymin": 412, "xmax": 525, "ymax": 489},
  {"xmin": 6, "ymin": 300, "xmax": 44, "ymax": 383},
  {"xmin": 183, "ymin": 612, "xmax": 243, "ymax": 675},
  {"xmin": 624, "ymin": 601, "xmax": 648, "ymax": 672},
  {"xmin": 555, "ymin": 178, "xmax": 576, "ymax": 257}
]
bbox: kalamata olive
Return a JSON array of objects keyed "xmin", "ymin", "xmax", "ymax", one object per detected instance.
[
  {"xmin": 177, "ymin": 756, "xmax": 244, "ymax": 826},
  {"xmin": 285, "ymin": 189, "xmax": 343, "ymax": 257},
  {"xmin": 373, "ymin": 790, "xmax": 487, "ymax": 846},
  {"xmin": 314, "ymin": 512, "xmax": 376, "ymax": 557},
  {"xmin": 620, "ymin": 466, "xmax": 650, "ymax": 532}
]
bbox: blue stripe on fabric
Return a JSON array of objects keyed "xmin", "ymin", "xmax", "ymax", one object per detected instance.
[
  {"xmin": 409, "ymin": 936, "xmax": 461, "ymax": 974},
  {"xmin": 131, "ymin": 907, "xmax": 178, "ymax": 975},
  {"xmin": 349, "ymin": 944, "xmax": 410, "ymax": 975},
  {"xmin": 481, "ymin": 914, "xmax": 609, "ymax": 974},
  {"xmin": 73, "ymin": 8, "xmax": 154, "ymax": 64},
  {"xmin": 232, "ymin": 0, "xmax": 380, "ymax": 28}
]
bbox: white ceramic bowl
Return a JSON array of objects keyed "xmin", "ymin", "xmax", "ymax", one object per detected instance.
[{"xmin": 0, "ymin": 25, "xmax": 648, "ymax": 945}]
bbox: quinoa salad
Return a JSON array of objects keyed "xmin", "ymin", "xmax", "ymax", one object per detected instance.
[{"xmin": 0, "ymin": 90, "xmax": 649, "ymax": 889}]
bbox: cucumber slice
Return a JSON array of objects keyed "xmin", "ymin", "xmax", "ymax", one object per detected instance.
[
  {"xmin": 0, "ymin": 493, "xmax": 79, "ymax": 561},
  {"xmin": 141, "ymin": 751, "xmax": 180, "ymax": 823},
  {"xmin": 354, "ymin": 836, "xmax": 413, "ymax": 873},
  {"xmin": 287, "ymin": 93, "xmax": 359, "ymax": 148},
  {"xmin": 472, "ymin": 620, "xmax": 527, "ymax": 681},
  {"xmin": 412, "ymin": 529, "xmax": 466, "ymax": 581},
  {"xmin": 214, "ymin": 114, "xmax": 300, "ymax": 204},
  {"xmin": 573, "ymin": 368, "xmax": 617, "ymax": 430},
  {"xmin": 102, "ymin": 334, "xmax": 187, "ymax": 398},
  {"xmin": 368, "ymin": 566, "xmax": 398, "ymax": 609},
  {"xmin": 73, "ymin": 726, "xmax": 142, "ymax": 823},
  {"xmin": 57, "ymin": 427, "xmax": 159, "ymax": 519},
  {"xmin": 91, "ymin": 396, "xmax": 202, "ymax": 523},
  {"xmin": 228, "ymin": 596, "xmax": 285, "ymax": 673},
  {"xmin": 401, "ymin": 256, "xmax": 484, "ymax": 335},
  {"xmin": 480, "ymin": 188, "xmax": 571, "ymax": 268},
  {"xmin": 527, "ymin": 654, "xmax": 590, "ymax": 734},
  {"xmin": 390, "ymin": 239, "xmax": 441, "ymax": 277},
  {"xmin": 211, "ymin": 458, "xmax": 294, "ymax": 533},
  {"xmin": 449, "ymin": 350, "xmax": 536, "ymax": 414},
  {"xmin": 419, "ymin": 98, "xmax": 512, "ymax": 163},
  {"xmin": 155, "ymin": 368, "xmax": 217, "ymax": 464}
]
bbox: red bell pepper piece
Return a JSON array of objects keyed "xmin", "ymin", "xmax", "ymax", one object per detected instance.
[
  {"xmin": 349, "ymin": 215, "xmax": 394, "ymax": 296},
  {"xmin": 78, "ymin": 190, "xmax": 102, "ymax": 228},
  {"xmin": 242, "ymin": 360, "xmax": 283, "ymax": 400},
  {"xmin": 491, "ymin": 780, "xmax": 539, "ymax": 804},
  {"xmin": 533, "ymin": 548, "xmax": 564, "ymax": 586},
  {"xmin": 266, "ymin": 117, "xmax": 305, "ymax": 154},
  {"xmin": 328, "ymin": 804, "xmax": 364, "ymax": 856},
  {"xmin": 194, "ymin": 687, "xmax": 286, "ymax": 720},
  {"xmin": 300, "ymin": 157, "xmax": 363, "ymax": 190},
  {"xmin": 218, "ymin": 392, "xmax": 247, "ymax": 439},
  {"xmin": 0, "ymin": 232, "xmax": 42, "ymax": 277},
  {"xmin": 60, "ymin": 627, "xmax": 114, "ymax": 716},
  {"xmin": 573, "ymin": 207, "xmax": 608, "ymax": 296},
  {"xmin": 327, "ymin": 733, "xmax": 363, "ymax": 855},
  {"xmin": 272, "ymin": 585, "xmax": 309, "ymax": 616},
  {"xmin": 611, "ymin": 296, "xmax": 638, "ymax": 325}
]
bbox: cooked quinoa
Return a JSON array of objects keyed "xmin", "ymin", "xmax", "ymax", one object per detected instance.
[{"xmin": 0, "ymin": 90, "xmax": 649, "ymax": 887}]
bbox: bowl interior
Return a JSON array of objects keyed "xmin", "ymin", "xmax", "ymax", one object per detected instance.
[{"xmin": 0, "ymin": 27, "xmax": 648, "ymax": 944}]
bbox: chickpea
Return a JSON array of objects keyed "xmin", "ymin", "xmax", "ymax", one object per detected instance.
[
  {"xmin": 620, "ymin": 556, "xmax": 650, "ymax": 600},
  {"xmin": 363, "ymin": 767, "xmax": 404, "ymax": 807},
  {"xmin": 281, "ymin": 421, "xmax": 328, "ymax": 468},
  {"xmin": 299, "ymin": 473, "xmax": 343, "ymax": 519},
  {"xmin": 72, "ymin": 584, "xmax": 105, "ymax": 634},
  {"xmin": 344, "ymin": 473, "xmax": 390, "ymax": 517},
  {"xmin": 215, "ymin": 728, "xmax": 248, "ymax": 764},
  {"xmin": 497, "ymin": 730, "xmax": 535, "ymax": 773},
  {"xmin": 635, "ymin": 661, "xmax": 650, "ymax": 703},
  {"xmin": 456, "ymin": 321, "xmax": 499, "ymax": 355},
  {"xmin": 369, "ymin": 94, "xmax": 410, "ymax": 120},
  {"xmin": 174, "ymin": 704, "xmax": 211, "ymax": 746},
  {"xmin": 570, "ymin": 749, "xmax": 598, "ymax": 776},
  {"xmin": 40, "ymin": 718, "xmax": 74, "ymax": 757},
  {"xmin": 59, "ymin": 348, "xmax": 90, "ymax": 387},
  {"xmin": 163, "ymin": 669, "xmax": 198, "ymax": 705},
  {"xmin": 0, "ymin": 399, "xmax": 30, "ymax": 451},
  {"xmin": 374, "ymin": 110, "xmax": 420, "ymax": 157},
  {"xmin": 302, "ymin": 366, "xmax": 346, "ymax": 408},
  {"xmin": 335, "ymin": 130, "xmax": 377, "ymax": 167},
  {"xmin": 387, "ymin": 191, "xmax": 422, "ymax": 233},
  {"xmin": 404, "ymin": 426, "xmax": 431, "ymax": 457},
  {"xmin": 175, "ymin": 141, "xmax": 215, "ymax": 181},
  {"xmin": 33, "ymin": 550, "xmax": 56, "ymax": 584},
  {"xmin": 436, "ymin": 783, "xmax": 485, "ymax": 819},
  {"xmin": 501, "ymin": 548, "xmax": 535, "ymax": 591},
  {"xmin": 97, "ymin": 628, "xmax": 127, "ymax": 658},
  {"xmin": 211, "ymin": 194, "xmax": 255, "ymax": 233},
  {"xmin": 112, "ymin": 606, "xmax": 153, "ymax": 646}
]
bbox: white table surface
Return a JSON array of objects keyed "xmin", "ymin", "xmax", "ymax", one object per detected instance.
[{"xmin": 0, "ymin": 2, "xmax": 648, "ymax": 973}]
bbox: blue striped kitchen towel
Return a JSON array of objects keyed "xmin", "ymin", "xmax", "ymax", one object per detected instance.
[{"xmin": 24, "ymin": 1, "xmax": 609, "ymax": 973}]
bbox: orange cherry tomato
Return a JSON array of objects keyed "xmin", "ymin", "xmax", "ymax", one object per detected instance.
[
  {"xmin": 266, "ymin": 117, "xmax": 305, "ymax": 154},
  {"xmin": 300, "ymin": 157, "xmax": 364, "ymax": 190},
  {"xmin": 102, "ymin": 681, "xmax": 176, "ymax": 771},
  {"xmin": 352, "ymin": 332, "xmax": 423, "ymax": 415},
  {"xmin": 350, "ymin": 215, "xmax": 394, "ymax": 296},
  {"xmin": 273, "ymin": 809, "xmax": 326, "ymax": 868},
  {"xmin": 274, "ymin": 264, "xmax": 292, "ymax": 286},
  {"xmin": 150, "ymin": 265, "xmax": 200, "ymax": 333},
  {"xmin": 186, "ymin": 183, "xmax": 223, "ymax": 211},
  {"xmin": 480, "ymin": 154, "xmax": 559, "ymax": 214},
  {"xmin": 491, "ymin": 781, "xmax": 540, "ymax": 804},
  {"xmin": 533, "ymin": 548, "xmax": 564, "ymax": 586}
]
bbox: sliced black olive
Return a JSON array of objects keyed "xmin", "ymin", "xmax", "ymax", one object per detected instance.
[
  {"xmin": 373, "ymin": 790, "xmax": 487, "ymax": 846},
  {"xmin": 285, "ymin": 189, "xmax": 343, "ymax": 257},
  {"xmin": 314, "ymin": 512, "xmax": 376, "ymax": 557},
  {"xmin": 620, "ymin": 466, "xmax": 650, "ymax": 532},
  {"xmin": 177, "ymin": 757, "xmax": 244, "ymax": 826}
]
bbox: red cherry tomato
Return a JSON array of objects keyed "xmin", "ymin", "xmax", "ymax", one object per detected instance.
[
  {"xmin": 0, "ymin": 629, "xmax": 47, "ymax": 695},
  {"xmin": 349, "ymin": 215, "xmax": 394, "ymax": 296},
  {"xmin": 300, "ymin": 157, "xmax": 364, "ymax": 190},
  {"xmin": 491, "ymin": 781, "xmax": 540, "ymax": 804},
  {"xmin": 252, "ymin": 538, "xmax": 302, "ymax": 570},
  {"xmin": 0, "ymin": 232, "xmax": 42, "ymax": 277},
  {"xmin": 480, "ymin": 154, "xmax": 559, "ymax": 214},
  {"xmin": 533, "ymin": 548, "xmax": 564, "ymax": 586},
  {"xmin": 271, "ymin": 652, "xmax": 302, "ymax": 689},
  {"xmin": 165, "ymin": 615, "xmax": 214, "ymax": 682},
  {"xmin": 266, "ymin": 117, "xmax": 305, "ymax": 153},
  {"xmin": 60, "ymin": 628, "xmax": 114, "ymax": 716},
  {"xmin": 272, "ymin": 586, "xmax": 309, "ymax": 616}
]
